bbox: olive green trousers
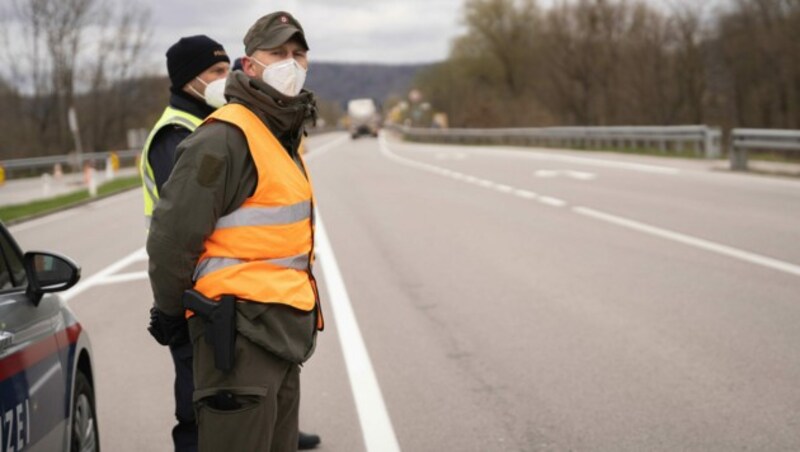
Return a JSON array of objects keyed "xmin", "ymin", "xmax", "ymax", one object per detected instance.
[{"xmin": 190, "ymin": 319, "xmax": 300, "ymax": 452}]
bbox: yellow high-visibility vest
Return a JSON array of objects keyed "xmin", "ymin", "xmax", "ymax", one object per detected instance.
[{"xmin": 139, "ymin": 106, "xmax": 203, "ymax": 227}]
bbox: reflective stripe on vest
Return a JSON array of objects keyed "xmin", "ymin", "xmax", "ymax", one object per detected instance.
[
  {"xmin": 139, "ymin": 106, "xmax": 203, "ymax": 226},
  {"xmin": 214, "ymin": 200, "xmax": 312, "ymax": 229},
  {"xmin": 192, "ymin": 103, "xmax": 323, "ymax": 330}
]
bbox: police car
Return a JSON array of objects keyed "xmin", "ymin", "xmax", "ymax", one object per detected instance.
[{"xmin": 0, "ymin": 222, "xmax": 98, "ymax": 451}]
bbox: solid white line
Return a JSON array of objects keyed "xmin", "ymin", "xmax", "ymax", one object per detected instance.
[
  {"xmin": 314, "ymin": 212, "xmax": 401, "ymax": 452},
  {"xmin": 94, "ymin": 271, "xmax": 150, "ymax": 286},
  {"xmin": 8, "ymin": 209, "xmax": 79, "ymax": 233},
  {"xmin": 8, "ymin": 189, "xmax": 141, "ymax": 233},
  {"xmin": 62, "ymin": 247, "xmax": 148, "ymax": 302},
  {"xmin": 521, "ymin": 150, "xmax": 681, "ymax": 174},
  {"xmin": 573, "ymin": 207, "xmax": 800, "ymax": 277},
  {"xmin": 412, "ymin": 145, "xmax": 681, "ymax": 174},
  {"xmin": 304, "ymin": 134, "xmax": 350, "ymax": 162},
  {"xmin": 495, "ymin": 184, "xmax": 514, "ymax": 193}
]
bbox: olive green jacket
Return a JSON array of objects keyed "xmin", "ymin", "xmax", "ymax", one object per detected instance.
[{"xmin": 147, "ymin": 71, "xmax": 319, "ymax": 363}]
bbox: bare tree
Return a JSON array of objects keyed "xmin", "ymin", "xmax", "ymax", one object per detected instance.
[
  {"xmin": 82, "ymin": 1, "xmax": 153, "ymax": 150},
  {"xmin": 717, "ymin": 0, "xmax": 800, "ymax": 128},
  {"xmin": 0, "ymin": 0, "xmax": 152, "ymax": 156}
]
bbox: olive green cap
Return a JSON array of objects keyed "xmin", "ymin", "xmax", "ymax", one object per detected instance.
[{"xmin": 244, "ymin": 11, "xmax": 309, "ymax": 55}]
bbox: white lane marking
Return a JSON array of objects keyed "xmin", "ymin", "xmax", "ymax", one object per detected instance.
[
  {"xmin": 574, "ymin": 207, "xmax": 800, "ymax": 277},
  {"xmin": 304, "ymin": 134, "xmax": 350, "ymax": 162},
  {"xmin": 94, "ymin": 271, "xmax": 149, "ymax": 286},
  {"xmin": 567, "ymin": 170, "xmax": 597, "ymax": 180},
  {"xmin": 525, "ymin": 151, "xmax": 680, "ymax": 174},
  {"xmin": 379, "ymin": 133, "xmax": 565, "ymax": 209},
  {"xmin": 8, "ymin": 209, "xmax": 79, "ymax": 233},
  {"xmin": 514, "ymin": 189, "xmax": 538, "ymax": 199},
  {"xmin": 315, "ymin": 212, "xmax": 401, "ymax": 452},
  {"xmin": 382, "ymin": 133, "xmax": 800, "ymax": 277},
  {"xmin": 534, "ymin": 169, "xmax": 597, "ymax": 180},
  {"xmin": 435, "ymin": 152, "xmax": 466, "ymax": 160},
  {"xmin": 62, "ymin": 247, "xmax": 148, "ymax": 302},
  {"xmin": 444, "ymin": 146, "xmax": 682, "ymax": 174},
  {"xmin": 92, "ymin": 188, "xmax": 140, "ymax": 207},
  {"xmin": 8, "ymin": 189, "xmax": 141, "ymax": 233},
  {"xmin": 539, "ymin": 196, "xmax": 567, "ymax": 207}
]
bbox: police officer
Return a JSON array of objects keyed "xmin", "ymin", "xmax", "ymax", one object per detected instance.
[
  {"xmin": 146, "ymin": 12, "xmax": 321, "ymax": 452},
  {"xmin": 141, "ymin": 35, "xmax": 230, "ymax": 225},
  {"xmin": 142, "ymin": 34, "xmax": 230, "ymax": 452}
]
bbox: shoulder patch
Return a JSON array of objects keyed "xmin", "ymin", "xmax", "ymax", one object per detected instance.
[{"xmin": 197, "ymin": 154, "xmax": 224, "ymax": 187}]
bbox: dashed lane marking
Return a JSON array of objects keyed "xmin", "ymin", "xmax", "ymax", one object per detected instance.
[
  {"xmin": 378, "ymin": 133, "xmax": 800, "ymax": 277},
  {"xmin": 304, "ymin": 134, "xmax": 350, "ymax": 162}
]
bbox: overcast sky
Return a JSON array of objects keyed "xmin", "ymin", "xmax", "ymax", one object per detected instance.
[
  {"xmin": 135, "ymin": 0, "xmax": 730, "ymax": 69},
  {"xmin": 141, "ymin": 0, "xmax": 469, "ymax": 67},
  {"xmin": 2, "ymin": 0, "xmax": 730, "ymax": 81}
]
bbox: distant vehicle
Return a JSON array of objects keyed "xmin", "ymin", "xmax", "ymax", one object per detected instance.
[
  {"xmin": 0, "ymin": 222, "xmax": 98, "ymax": 451},
  {"xmin": 347, "ymin": 98, "xmax": 381, "ymax": 139}
]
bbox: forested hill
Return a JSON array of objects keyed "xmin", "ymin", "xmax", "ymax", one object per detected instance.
[{"xmin": 305, "ymin": 62, "xmax": 431, "ymax": 106}]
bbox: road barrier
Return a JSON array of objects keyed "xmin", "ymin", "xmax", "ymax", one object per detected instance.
[
  {"xmin": 390, "ymin": 124, "xmax": 723, "ymax": 159},
  {"xmin": 0, "ymin": 149, "xmax": 139, "ymax": 180},
  {"xmin": 730, "ymin": 129, "xmax": 800, "ymax": 171}
]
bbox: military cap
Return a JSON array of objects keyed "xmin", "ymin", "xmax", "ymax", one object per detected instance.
[{"xmin": 244, "ymin": 11, "xmax": 309, "ymax": 55}]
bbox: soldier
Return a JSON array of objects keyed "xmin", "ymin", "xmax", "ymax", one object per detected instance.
[{"xmin": 146, "ymin": 12, "xmax": 322, "ymax": 451}]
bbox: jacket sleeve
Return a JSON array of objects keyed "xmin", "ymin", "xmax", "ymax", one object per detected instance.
[{"xmin": 146, "ymin": 122, "xmax": 256, "ymax": 316}]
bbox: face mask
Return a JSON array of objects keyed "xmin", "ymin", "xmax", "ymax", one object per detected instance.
[
  {"xmin": 189, "ymin": 77, "xmax": 227, "ymax": 108},
  {"xmin": 252, "ymin": 58, "xmax": 307, "ymax": 97}
]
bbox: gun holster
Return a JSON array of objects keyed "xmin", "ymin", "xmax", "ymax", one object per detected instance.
[{"xmin": 182, "ymin": 290, "xmax": 236, "ymax": 373}]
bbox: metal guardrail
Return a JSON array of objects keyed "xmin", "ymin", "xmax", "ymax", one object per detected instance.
[
  {"xmin": 392, "ymin": 124, "xmax": 722, "ymax": 159},
  {"xmin": 0, "ymin": 149, "xmax": 140, "ymax": 179},
  {"xmin": 730, "ymin": 129, "xmax": 800, "ymax": 171}
]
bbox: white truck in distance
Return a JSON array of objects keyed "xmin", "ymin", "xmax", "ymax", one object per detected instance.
[{"xmin": 347, "ymin": 98, "xmax": 381, "ymax": 139}]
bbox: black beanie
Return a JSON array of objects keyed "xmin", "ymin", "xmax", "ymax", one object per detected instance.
[{"xmin": 166, "ymin": 35, "xmax": 230, "ymax": 93}]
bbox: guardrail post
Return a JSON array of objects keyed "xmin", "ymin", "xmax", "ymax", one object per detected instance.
[
  {"xmin": 730, "ymin": 148, "xmax": 747, "ymax": 171},
  {"xmin": 703, "ymin": 127, "xmax": 721, "ymax": 159},
  {"xmin": 729, "ymin": 134, "xmax": 748, "ymax": 171}
]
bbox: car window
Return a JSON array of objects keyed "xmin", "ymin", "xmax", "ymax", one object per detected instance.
[{"xmin": 0, "ymin": 229, "xmax": 27, "ymax": 289}]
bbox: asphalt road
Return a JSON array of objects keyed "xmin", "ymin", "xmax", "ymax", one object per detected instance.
[{"xmin": 7, "ymin": 132, "xmax": 800, "ymax": 451}]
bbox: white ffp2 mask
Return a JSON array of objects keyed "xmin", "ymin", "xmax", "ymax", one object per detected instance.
[
  {"xmin": 253, "ymin": 58, "xmax": 307, "ymax": 97},
  {"xmin": 191, "ymin": 77, "xmax": 228, "ymax": 108}
]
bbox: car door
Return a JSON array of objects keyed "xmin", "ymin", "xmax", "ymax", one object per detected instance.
[{"xmin": 0, "ymin": 227, "xmax": 69, "ymax": 452}]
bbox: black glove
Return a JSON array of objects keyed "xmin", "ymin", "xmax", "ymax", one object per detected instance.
[{"xmin": 148, "ymin": 307, "xmax": 189, "ymax": 347}]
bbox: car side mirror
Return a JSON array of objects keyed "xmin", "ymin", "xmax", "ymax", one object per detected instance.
[{"xmin": 23, "ymin": 251, "xmax": 81, "ymax": 306}]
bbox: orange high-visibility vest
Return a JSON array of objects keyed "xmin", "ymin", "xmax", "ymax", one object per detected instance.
[{"xmin": 192, "ymin": 103, "xmax": 323, "ymax": 330}]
